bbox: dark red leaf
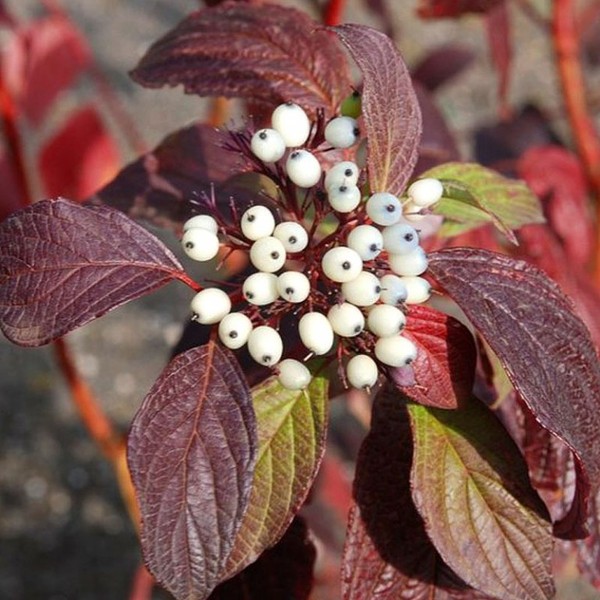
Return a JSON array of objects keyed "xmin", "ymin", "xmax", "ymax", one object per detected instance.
[
  {"xmin": 131, "ymin": 2, "xmax": 351, "ymax": 116},
  {"xmin": 412, "ymin": 44, "xmax": 476, "ymax": 91},
  {"xmin": 418, "ymin": 0, "xmax": 505, "ymax": 18},
  {"xmin": 0, "ymin": 198, "xmax": 187, "ymax": 346},
  {"xmin": 428, "ymin": 248, "xmax": 600, "ymax": 538},
  {"xmin": 128, "ymin": 342, "xmax": 257, "ymax": 600},
  {"xmin": 39, "ymin": 105, "xmax": 120, "ymax": 200},
  {"xmin": 0, "ymin": 150, "xmax": 25, "ymax": 222},
  {"xmin": 392, "ymin": 305, "xmax": 476, "ymax": 409},
  {"xmin": 333, "ymin": 25, "xmax": 422, "ymax": 196},
  {"xmin": 485, "ymin": 3, "xmax": 512, "ymax": 115}
]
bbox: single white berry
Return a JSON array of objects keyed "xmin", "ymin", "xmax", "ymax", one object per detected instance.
[
  {"xmin": 402, "ymin": 200, "xmax": 426, "ymax": 222},
  {"xmin": 250, "ymin": 128, "xmax": 286, "ymax": 163},
  {"xmin": 241, "ymin": 205, "xmax": 276, "ymax": 241},
  {"xmin": 218, "ymin": 313, "xmax": 253, "ymax": 349},
  {"xmin": 249, "ymin": 236, "xmax": 287, "ymax": 272},
  {"xmin": 273, "ymin": 221, "xmax": 309, "ymax": 253},
  {"xmin": 327, "ymin": 184, "xmax": 361, "ymax": 213},
  {"xmin": 298, "ymin": 312, "xmax": 334, "ymax": 355},
  {"xmin": 366, "ymin": 192, "xmax": 402, "ymax": 226},
  {"xmin": 247, "ymin": 326, "xmax": 283, "ymax": 366},
  {"xmin": 182, "ymin": 228, "xmax": 220, "ymax": 262},
  {"xmin": 183, "ymin": 214, "xmax": 218, "ymax": 234},
  {"xmin": 341, "ymin": 271, "xmax": 381, "ymax": 306},
  {"xmin": 286, "ymin": 150, "xmax": 322, "ymax": 188},
  {"xmin": 324, "ymin": 161, "xmax": 359, "ymax": 190},
  {"xmin": 346, "ymin": 354, "xmax": 378, "ymax": 389},
  {"xmin": 388, "ymin": 246, "xmax": 429, "ymax": 277},
  {"xmin": 367, "ymin": 304, "xmax": 406, "ymax": 337},
  {"xmin": 379, "ymin": 274, "xmax": 408, "ymax": 305},
  {"xmin": 243, "ymin": 272, "xmax": 279, "ymax": 305},
  {"xmin": 382, "ymin": 223, "xmax": 420, "ymax": 255},
  {"xmin": 408, "ymin": 178, "xmax": 444, "ymax": 208},
  {"xmin": 277, "ymin": 271, "xmax": 310, "ymax": 303},
  {"xmin": 327, "ymin": 303, "xmax": 365, "ymax": 337},
  {"xmin": 402, "ymin": 276, "xmax": 432, "ymax": 304},
  {"xmin": 321, "ymin": 246, "xmax": 363, "ymax": 282},
  {"xmin": 190, "ymin": 288, "xmax": 231, "ymax": 324},
  {"xmin": 324, "ymin": 116, "xmax": 360, "ymax": 149},
  {"xmin": 271, "ymin": 102, "xmax": 311, "ymax": 148},
  {"xmin": 277, "ymin": 359, "xmax": 311, "ymax": 390},
  {"xmin": 374, "ymin": 335, "xmax": 417, "ymax": 367},
  {"xmin": 347, "ymin": 225, "xmax": 383, "ymax": 261}
]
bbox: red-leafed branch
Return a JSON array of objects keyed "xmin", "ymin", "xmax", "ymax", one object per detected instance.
[{"xmin": 323, "ymin": 0, "xmax": 346, "ymax": 25}]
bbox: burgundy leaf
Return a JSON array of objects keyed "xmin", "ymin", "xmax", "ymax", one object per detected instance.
[
  {"xmin": 393, "ymin": 305, "xmax": 476, "ymax": 409},
  {"xmin": 333, "ymin": 25, "xmax": 422, "ymax": 196},
  {"xmin": 428, "ymin": 248, "xmax": 600, "ymax": 538},
  {"xmin": 0, "ymin": 150, "xmax": 25, "ymax": 222},
  {"xmin": 418, "ymin": 0, "xmax": 505, "ymax": 18},
  {"xmin": 412, "ymin": 44, "xmax": 476, "ymax": 91},
  {"xmin": 0, "ymin": 198, "xmax": 188, "ymax": 346},
  {"xmin": 131, "ymin": 2, "xmax": 351, "ymax": 116},
  {"xmin": 128, "ymin": 342, "xmax": 257, "ymax": 600},
  {"xmin": 485, "ymin": 3, "xmax": 512, "ymax": 115}
]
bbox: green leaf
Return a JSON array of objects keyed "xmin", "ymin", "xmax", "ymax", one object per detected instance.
[
  {"xmin": 223, "ymin": 367, "xmax": 329, "ymax": 577},
  {"xmin": 408, "ymin": 398, "xmax": 554, "ymax": 600},
  {"xmin": 421, "ymin": 162, "xmax": 544, "ymax": 239}
]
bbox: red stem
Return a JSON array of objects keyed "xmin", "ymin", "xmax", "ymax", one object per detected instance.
[
  {"xmin": 323, "ymin": 0, "xmax": 346, "ymax": 26},
  {"xmin": 128, "ymin": 564, "xmax": 155, "ymax": 600}
]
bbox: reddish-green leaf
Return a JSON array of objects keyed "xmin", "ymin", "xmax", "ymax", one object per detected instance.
[
  {"xmin": 223, "ymin": 370, "xmax": 328, "ymax": 577},
  {"xmin": 408, "ymin": 397, "xmax": 554, "ymax": 600},
  {"xmin": 128, "ymin": 342, "xmax": 257, "ymax": 600},
  {"xmin": 418, "ymin": 0, "xmax": 504, "ymax": 18},
  {"xmin": 428, "ymin": 248, "xmax": 600, "ymax": 538},
  {"xmin": 0, "ymin": 198, "xmax": 187, "ymax": 346},
  {"xmin": 333, "ymin": 25, "xmax": 422, "ymax": 196},
  {"xmin": 131, "ymin": 2, "xmax": 350, "ymax": 115}
]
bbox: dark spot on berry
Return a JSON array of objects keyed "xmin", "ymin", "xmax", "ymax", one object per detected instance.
[
  {"xmin": 354, "ymin": 324, "xmax": 362, "ymax": 333},
  {"xmin": 386, "ymin": 204, "xmax": 397, "ymax": 213},
  {"xmin": 405, "ymin": 357, "xmax": 413, "ymax": 365},
  {"xmin": 289, "ymin": 236, "xmax": 297, "ymax": 245},
  {"xmin": 290, "ymin": 151, "xmax": 300, "ymax": 159},
  {"xmin": 246, "ymin": 292, "xmax": 254, "ymax": 299},
  {"xmin": 342, "ymin": 261, "xmax": 351, "ymax": 270},
  {"xmin": 259, "ymin": 131, "xmax": 267, "ymax": 140},
  {"xmin": 247, "ymin": 214, "xmax": 255, "ymax": 222},
  {"xmin": 285, "ymin": 100, "xmax": 294, "ymax": 106},
  {"xmin": 270, "ymin": 251, "xmax": 280, "ymax": 260},
  {"xmin": 229, "ymin": 331, "xmax": 238, "ymax": 339},
  {"xmin": 344, "ymin": 168, "xmax": 353, "ymax": 177},
  {"xmin": 185, "ymin": 242, "xmax": 194, "ymax": 249},
  {"xmin": 353, "ymin": 127, "xmax": 360, "ymax": 137},
  {"xmin": 285, "ymin": 287, "xmax": 294, "ymax": 296},
  {"xmin": 262, "ymin": 355, "xmax": 272, "ymax": 364},
  {"xmin": 339, "ymin": 185, "xmax": 348, "ymax": 193},
  {"xmin": 369, "ymin": 243, "xmax": 379, "ymax": 253},
  {"xmin": 375, "ymin": 285, "xmax": 381, "ymax": 293},
  {"xmin": 404, "ymin": 233, "xmax": 414, "ymax": 242}
]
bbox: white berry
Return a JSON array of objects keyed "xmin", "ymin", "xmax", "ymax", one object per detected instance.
[
  {"xmin": 218, "ymin": 313, "xmax": 253, "ymax": 349},
  {"xmin": 241, "ymin": 205, "xmax": 276, "ymax": 241},
  {"xmin": 327, "ymin": 184, "xmax": 361, "ymax": 213},
  {"xmin": 271, "ymin": 102, "xmax": 311, "ymax": 148},
  {"xmin": 346, "ymin": 354, "xmax": 378, "ymax": 389},
  {"xmin": 324, "ymin": 116, "xmax": 360, "ymax": 149},
  {"xmin": 388, "ymin": 247, "xmax": 429, "ymax": 277},
  {"xmin": 327, "ymin": 303, "xmax": 365, "ymax": 337},
  {"xmin": 299, "ymin": 312, "xmax": 334, "ymax": 355},
  {"xmin": 321, "ymin": 246, "xmax": 363, "ymax": 282},
  {"xmin": 341, "ymin": 271, "xmax": 381, "ymax": 306},
  {"xmin": 408, "ymin": 178, "xmax": 444, "ymax": 208},
  {"xmin": 273, "ymin": 221, "xmax": 309, "ymax": 253},
  {"xmin": 183, "ymin": 214, "xmax": 218, "ymax": 234},
  {"xmin": 277, "ymin": 271, "xmax": 310, "ymax": 303},
  {"xmin": 402, "ymin": 200, "xmax": 426, "ymax": 222},
  {"xmin": 382, "ymin": 223, "xmax": 419, "ymax": 255},
  {"xmin": 324, "ymin": 161, "xmax": 359, "ymax": 190},
  {"xmin": 277, "ymin": 359, "xmax": 311, "ymax": 390},
  {"xmin": 347, "ymin": 225, "xmax": 383, "ymax": 261},
  {"xmin": 190, "ymin": 288, "xmax": 231, "ymax": 324},
  {"xmin": 247, "ymin": 326, "xmax": 283, "ymax": 366},
  {"xmin": 402, "ymin": 276, "xmax": 432, "ymax": 304},
  {"xmin": 249, "ymin": 236, "xmax": 287, "ymax": 272},
  {"xmin": 374, "ymin": 335, "xmax": 417, "ymax": 367},
  {"xmin": 366, "ymin": 192, "xmax": 402, "ymax": 226},
  {"xmin": 243, "ymin": 272, "xmax": 279, "ymax": 305},
  {"xmin": 379, "ymin": 274, "xmax": 408, "ymax": 305},
  {"xmin": 250, "ymin": 128, "xmax": 286, "ymax": 163},
  {"xmin": 182, "ymin": 228, "xmax": 220, "ymax": 262},
  {"xmin": 367, "ymin": 305, "xmax": 406, "ymax": 337},
  {"xmin": 286, "ymin": 150, "xmax": 322, "ymax": 188}
]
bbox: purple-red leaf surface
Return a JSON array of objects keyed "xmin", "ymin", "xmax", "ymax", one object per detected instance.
[
  {"xmin": 131, "ymin": 2, "xmax": 351, "ymax": 116},
  {"xmin": 428, "ymin": 248, "xmax": 600, "ymax": 539},
  {"xmin": 128, "ymin": 342, "xmax": 257, "ymax": 600},
  {"xmin": 0, "ymin": 198, "xmax": 188, "ymax": 346},
  {"xmin": 418, "ymin": 0, "xmax": 505, "ymax": 18},
  {"xmin": 333, "ymin": 25, "xmax": 422, "ymax": 196}
]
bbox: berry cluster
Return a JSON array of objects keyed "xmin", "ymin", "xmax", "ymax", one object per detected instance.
[{"xmin": 181, "ymin": 101, "xmax": 444, "ymax": 391}]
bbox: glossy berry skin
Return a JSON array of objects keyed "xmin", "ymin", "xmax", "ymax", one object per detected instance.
[
  {"xmin": 346, "ymin": 354, "xmax": 378, "ymax": 389},
  {"xmin": 382, "ymin": 223, "xmax": 419, "ymax": 255},
  {"xmin": 277, "ymin": 271, "xmax": 310, "ymax": 303},
  {"xmin": 388, "ymin": 246, "xmax": 429, "ymax": 277},
  {"xmin": 379, "ymin": 274, "xmax": 408, "ymax": 305},
  {"xmin": 241, "ymin": 205, "xmax": 276, "ymax": 241},
  {"xmin": 408, "ymin": 178, "xmax": 444, "ymax": 208},
  {"xmin": 374, "ymin": 335, "xmax": 417, "ymax": 367},
  {"xmin": 271, "ymin": 102, "xmax": 311, "ymax": 147},
  {"xmin": 324, "ymin": 116, "xmax": 360, "ymax": 149},
  {"xmin": 327, "ymin": 303, "xmax": 365, "ymax": 337},
  {"xmin": 402, "ymin": 276, "xmax": 432, "ymax": 304},
  {"xmin": 183, "ymin": 214, "xmax": 218, "ymax": 234},
  {"xmin": 182, "ymin": 228, "xmax": 220, "ymax": 262},
  {"xmin": 286, "ymin": 150, "xmax": 322, "ymax": 188},
  {"xmin": 250, "ymin": 128, "xmax": 286, "ymax": 163},
  {"xmin": 190, "ymin": 288, "xmax": 231, "ymax": 324},
  {"xmin": 341, "ymin": 271, "xmax": 381, "ymax": 306},
  {"xmin": 218, "ymin": 312, "xmax": 253, "ymax": 350},
  {"xmin": 243, "ymin": 272, "xmax": 279, "ymax": 306},
  {"xmin": 249, "ymin": 236, "xmax": 287, "ymax": 273},
  {"xmin": 327, "ymin": 184, "xmax": 361, "ymax": 213},
  {"xmin": 366, "ymin": 192, "xmax": 402, "ymax": 226},
  {"xmin": 324, "ymin": 161, "xmax": 359, "ymax": 190},
  {"xmin": 273, "ymin": 221, "xmax": 309, "ymax": 253},
  {"xmin": 299, "ymin": 312, "xmax": 334, "ymax": 355},
  {"xmin": 321, "ymin": 246, "xmax": 363, "ymax": 283},
  {"xmin": 247, "ymin": 326, "xmax": 283, "ymax": 366},
  {"xmin": 346, "ymin": 225, "xmax": 383, "ymax": 261},
  {"xmin": 277, "ymin": 359, "xmax": 311, "ymax": 390},
  {"xmin": 367, "ymin": 304, "xmax": 406, "ymax": 337}
]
